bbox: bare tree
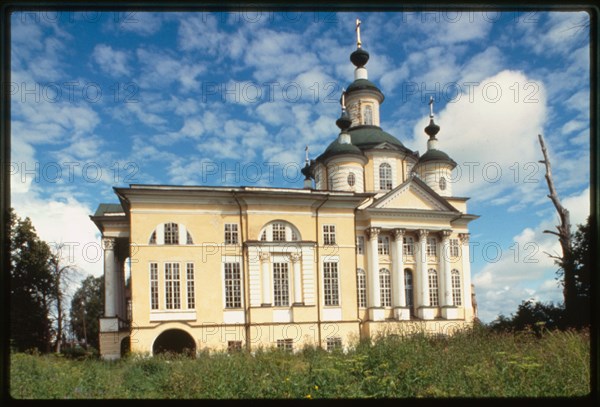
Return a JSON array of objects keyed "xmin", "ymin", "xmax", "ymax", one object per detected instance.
[
  {"xmin": 49, "ymin": 243, "xmax": 80, "ymax": 353},
  {"xmin": 538, "ymin": 134, "xmax": 577, "ymax": 324}
]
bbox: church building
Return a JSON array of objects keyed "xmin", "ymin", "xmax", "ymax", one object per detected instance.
[{"xmin": 91, "ymin": 21, "xmax": 478, "ymax": 360}]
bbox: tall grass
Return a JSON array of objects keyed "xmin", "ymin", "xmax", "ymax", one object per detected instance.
[{"xmin": 10, "ymin": 328, "xmax": 590, "ymax": 399}]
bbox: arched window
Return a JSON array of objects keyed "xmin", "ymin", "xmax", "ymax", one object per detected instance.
[
  {"xmin": 364, "ymin": 105, "xmax": 373, "ymax": 125},
  {"xmin": 347, "ymin": 172, "xmax": 356, "ymax": 187},
  {"xmin": 404, "ymin": 269, "xmax": 414, "ymax": 310},
  {"xmin": 379, "ymin": 268, "xmax": 391, "ymax": 307},
  {"xmin": 356, "ymin": 268, "xmax": 367, "ymax": 308},
  {"xmin": 148, "ymin": 222, "xmax": 193, "ymax": 245},
  {"xmin": 451, "ymin": 269, "xmax": 462, "ymax": 306},
  {"xmin": 428, "ymin": 268, "xmax": 439, "ymax": 306},
  {"xmin": 258, "ymin": 221, "xmax": 301, "ymax": 242},
  {"xmin": 379, "ymin": 163, "xmax": 392, "ymax": 190}
]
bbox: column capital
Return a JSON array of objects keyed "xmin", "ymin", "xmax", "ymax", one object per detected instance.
[
  {"xmin": 289, "ymin": 253, "xmax": 301, "ymax": 263},
  {"xmin": 392, "ymin": 228, "xmax": 406, "ymax": 241},
  {"xmin": 259, "ymin": 252, "xmax": 270, "ymax": 261},
  {"xmin": 459, "ymin": 233, "xmax": 470, "ymax": 244},
  {"xmin": 417, "ymin": 229, "xmax": 428, "ymax": 241},
  {"xmin": 366, "ymin": 227, "xmax": 381, "ymax": 241},
  {"xmin": 441, "ymin": 229, "xmax": 452, "ymax": 240},
  {"xmin": 102, "ymin": 237, "xmax": 116, "ymax": 250}
]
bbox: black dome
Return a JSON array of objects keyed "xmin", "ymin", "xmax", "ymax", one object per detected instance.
[{"xmin": 350, "ymin": 48, "xmax": 370, "ymax": 67}]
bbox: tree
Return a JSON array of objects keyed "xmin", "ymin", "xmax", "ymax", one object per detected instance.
[
  {"xmin": 565, "ymin": 217, "xmax": 591, "ymax": 326},
  {"xmin": 489, "ymin": 299, "xmax": 566, "ymax": 334},
  {"xmin": 9, "ymin": 208, "xmax": 55, "ymax": 352},
  {"xmin": 48, "ymin": 243, "xmax": 79, "ymax": 353},
  {"xmin": 70, "ymin": 275, "xmax": 104, "ymax": 350},
  {"xmin": 538, "ymin": 134, "xmax": 579, "ymax": 326}
]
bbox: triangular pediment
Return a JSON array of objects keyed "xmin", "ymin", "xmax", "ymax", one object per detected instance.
[{"xmin": 370, "ymin": 176, "xmax": 458, "ymax": 212}]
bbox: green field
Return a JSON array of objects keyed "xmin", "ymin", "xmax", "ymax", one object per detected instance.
[{"xmin": 10, "ymin": 328, "xmax": 590, "ymax": 399}]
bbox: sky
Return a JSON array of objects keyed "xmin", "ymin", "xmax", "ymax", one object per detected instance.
[{"xmin": 9, "ymin": 9, "xmax": 591, "ymax": 323}]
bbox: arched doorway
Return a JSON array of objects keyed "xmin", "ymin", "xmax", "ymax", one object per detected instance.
[
  {"xmin": 120, "ymin": 336, "xmax": 130, "ymax": 357},
  {"xmin": 152, "ymin": 329, "xmax": 196, "ymax": 356}
]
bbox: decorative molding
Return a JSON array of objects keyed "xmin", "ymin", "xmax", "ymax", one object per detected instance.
[
  {"xmin": 289, "ymin": 253, "xmax": 302, "ymax": 263},
  {"xmin": 365, "ymin": 226, "xmax": 381, "ymax": 240},
  {"xmin": 441, "ymin": 229, "xmax": 452, "ymax": 240},
  {"xmin": 259, "ymin": 252, "xmax": 270, "ymax": 261},
  {"xmin": 417, "ymin": 229, "xmax": 428, "ymax": 241},
  {"xmin": 459, "ymin": 233, "xmax": 470, "ymax": 244},
  {"xmin": 392, "ymin": 228, "xmax": 405, "ymax": 241},
  {"xmin": 102, "ymin": 237, "xmax": 116, "ymax": 250}
]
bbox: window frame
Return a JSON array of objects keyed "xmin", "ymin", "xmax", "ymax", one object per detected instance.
[
  {"xmin": 150, "ymin": 262, "xmax": 159, "ymax": 310},
  {"xmin": 428, "ymin": 268, "xmax": 439, "ymax": 307},
  {"xmin": 323, "ymin": 261, "xmax": 340, "ymax": 306},
  {"xmin": 378, "ymin": 235, "xmax": 390, "ymax": 255},
  {"xmin": 224, "ymin": 223, "xmax": 239, "ymax": 245},
  {"xmin": 356, "ymin": 268, "xmax": 367, "ymax": 308},
  {"xmin": 403, "ymin": 236, "xmax": 415, "ymax": 256},
  {"xmin": 224, "ymin": 262, "xmax": 242, "ymax": 309},
  {"xmin": 323, "ymin": 224, "xmax": 336, "ymax": 246},
  {"xmin": 273, "ymin": 262, "xmax": 290, "ymax": 307},
  {"xmin": 164, "ymin": 222, "xmax": 179, "ymax": 245},
  {"xmin": 186, "ymin": 263, "xmax": 195, "ymax": 309},
  {"xmin": 379, "ymin": 268, "xmax": 392, "ymax": 307},
  {"xmin": 379, "ymin": 162, "xmax": 393, "ymax": 190},
  {"xmin": 451, "ymin": 269, "xmax": 462, "ymax": 306},
  {"xmin": 165, "ymin": 262, "xmax": 181, "ymax": 310}
]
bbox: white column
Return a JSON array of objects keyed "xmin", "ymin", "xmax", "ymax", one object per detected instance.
[
  {"xmin": 441, "ymin": 230, "xmax": 453, "ymax": 307},
  {"xmin": 366, "ymin": 227, "xmax": 381, "ymax": 308},
  {"xmin": 417, "ymin": 229, "xmax": 429, "ymax": 307},
  {"xmin": 392, "ymin": 228, "xmax": 410, "ymax": 320},
  {"xmin": 460, "ymin": 233, "xmax": 473, "ymax": 316},
  {"xmin": 102, "ymin": 237, "xmax": 116, "ymax": 317},
  {"xmin": 260, "ymin": 252, "xmax": 271, "ymax": 305},
  {"xmin": 392, "ymin": 228, "xmax": 405, "ymax": 308},
  {"xmin": 291, "ymin": 253, "xmax": 303, "ymax": 304}
]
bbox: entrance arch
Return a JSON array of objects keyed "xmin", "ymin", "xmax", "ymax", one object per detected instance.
[{"xmin": 152, "ymin": 329, "xmax": 196, "ymax": 356}]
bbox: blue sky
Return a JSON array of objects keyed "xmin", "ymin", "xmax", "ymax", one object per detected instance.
[{"xmin": 10, "ymin": 9, "xmax": 590, "ymax": 322}]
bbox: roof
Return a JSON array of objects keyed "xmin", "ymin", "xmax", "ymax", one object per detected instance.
[
  {"xmin": 346, "ymin": 79, "xmax": 384, "ymax": 101},
  {"xmin": 316, "ymin": 125, "xmax": 416, "ymax": 163},
  {"xmin": 93, "ymin": 203, "xmax": 124, "ymax": 217},
  {"xmin": 416, "ymin": 148, "xmax": 457, "ymax": 167},
  {"xmin": 318, "ymin": 139, "xmax": 365, "ymax": 162}
]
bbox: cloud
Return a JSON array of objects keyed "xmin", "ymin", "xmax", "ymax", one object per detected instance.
[
  {"xmin": 408, "ymin": 69, "xmax": 548, "ymax": 210},
  {"xmin": 472, "ymin": 187, "xmax": 589, "ymax": 322},
  {"xmin": 92, "ymin": 44, "xmax": 131, "ymax": 77}
]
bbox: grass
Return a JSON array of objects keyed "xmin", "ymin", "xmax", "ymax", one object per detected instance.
[{"xmin": 9, "ymin": 327, "xmax": 591, "ymax": 399}]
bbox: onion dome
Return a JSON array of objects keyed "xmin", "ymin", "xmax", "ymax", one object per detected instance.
[
  {"xmin": 336, "ymin": 109, "xmax": 352, "ymax": 131},
  {"xmin": 350, "ymin": 47, "xmax": 370, "ymax": 68}
]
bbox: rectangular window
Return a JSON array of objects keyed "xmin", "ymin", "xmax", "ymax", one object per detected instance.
[
  {"xmin": 403, "ymin": 237, "xmax": 414, "ymax": 256},
  {"xmin": 378, "ymin": 235, "xmax": 390, "ymax": 255},
  {"xmin": 452, "ymin": 271, "xmax": 462, "ymax": 306},
  {"xmin": 186, "ymin": 263, "xmax": 195, "ymax": 309},
  {"xmin": 323, "ymin": 262, "xmax": 339, "ymax": 306},
  {"xmin": 224, "ymin": 262, "xmax": 242, "ymax": 308},
  {"xmin": 224, "ymin": 224, "xmax": 239, "ymax": 245},
  {"xmin": 427, "ymin": 237, "xmax": 437, "ymax": 256},
  {"xmin": 150, "ymin": 263, "xmax": 159, "ymax": 310},
  {"xmin": 450, "ymin": 238, "xmax": 460, "ymax": 258},
  {"xmin": 164, "ymin": 223, "xmax": 179, "ymax": 245},
  {"xmin": 165, "ymin": 263, "xmax": 181, "ymax": 309},
  {"xmin": 323, "ymin": 225, "xmax": 336, "ymax": 245},
  {"xmin": 326, "ymin": 337, "xmax": 342, "ymax": 351},
  {"xmin": 356, "ymin": 236, "xmax": 365, "ymax": 255},
  {"xmin": 428, "ymin": 270, "xmax": 439, "ymax": 307},
  {"xmin": 357, "ymin": 270, "xmax": 367, "ymax": 308},
  {"xmin": 277, "ymin": 339, "xmax": 293, "ymax": 352},
  {"xmin": 380, "ymin": 269, "xmax": 392, "ymax": 307},
  {"xmin": 272, "ymin": 222, "xmax": 286, "ymax": 242},
  {"xmin": 273, "ymin": 262, "xmax": 290, "ymax": 307}
]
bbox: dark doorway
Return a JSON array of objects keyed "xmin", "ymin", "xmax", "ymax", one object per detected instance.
[
  {"xmin": 152, "ymin": 329, "xmax": 196, "ymax": 356},
  {"xmin": 120, "ymin": 336, "xmax": 130, "ymax": 357}
]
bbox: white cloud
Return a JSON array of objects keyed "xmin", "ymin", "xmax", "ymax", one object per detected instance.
[
  {"xmin": 92, "ymin": 44, "xmax": 131, "ymax": 77},
  {"xmin": 408, "ymin": 70, "xmax": 548, "ymax": 210},
  {"xmin": 472, "ymin": 187, "xmax": 589, "ymax": 322}
]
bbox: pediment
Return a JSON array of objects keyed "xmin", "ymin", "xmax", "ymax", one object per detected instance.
[{"xmin": 370, "ymin": 177, "xmax": 458, "ymax": 212}]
